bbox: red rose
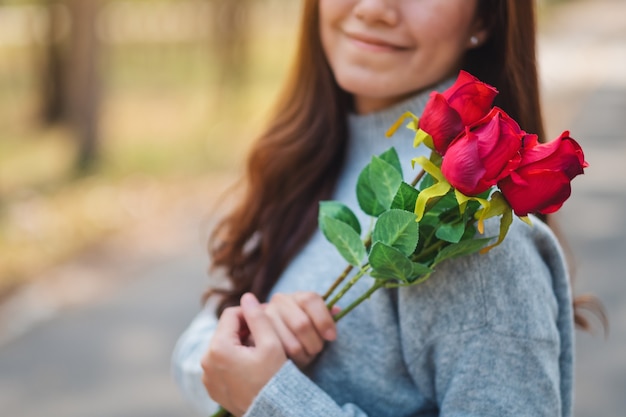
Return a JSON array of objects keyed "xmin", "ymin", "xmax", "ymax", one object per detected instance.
[
  {"xmin": 498, "ymin": 131, "xmax": 588, "ymax": 216},
  {"xmin": 441, "ymin": 107, "xmax": 524, "ymax": 196},
  {"xmin": 420, "ymin": 70, "xmax": 498, "ymax": 154}
]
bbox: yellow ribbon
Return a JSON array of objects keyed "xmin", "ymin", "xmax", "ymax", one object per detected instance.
[
  {"xmin": 386, "ymin": 111, "xmax": 419, "ymax": 138},
  {"xmin": 412, "ymin": 156, "xmax": 452, "ymax": 221}
]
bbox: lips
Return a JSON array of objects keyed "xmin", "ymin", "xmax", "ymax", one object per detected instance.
[{"xmin": 344, "ymin": 31, "xmax": 409, "ymax": 52}]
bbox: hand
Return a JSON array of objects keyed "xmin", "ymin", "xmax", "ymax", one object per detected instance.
[
  {"xmin": 201, "ymin": 293, "xmax": 287, "ymax": 417},
  {"xmin": 264, "ymin": 291, "xmax": 338, "ymax": 369}
]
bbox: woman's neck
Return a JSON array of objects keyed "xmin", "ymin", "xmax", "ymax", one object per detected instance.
[{"xmin": 352, "ymin": 78, "xmax": 456, "ymax": 115}]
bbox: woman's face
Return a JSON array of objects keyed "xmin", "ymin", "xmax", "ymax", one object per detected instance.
[{"xmin": 319, "ymin": 0, "xmax": 485, "ymax": 114}]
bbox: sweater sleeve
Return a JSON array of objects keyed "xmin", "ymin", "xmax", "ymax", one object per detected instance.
[
  {"xmin": 423, "ymin": 329, "xmax": 562, "ymax": 416},
  {"xmin": 171, "ymin": 304, "xmax": 221, "ymax": 415},
  {"xmin": 400, "ymin": 218, "xmax": 573, "ymax": 417},
  {"xmin": 172, "ymin": 305, "xmax": 373, "ymax": 417},
  {"xmin": 244, "ymin": 361, "xmax": 370, "ymax": 417},
  {"xmin": 172, "ymin": 300, "xmax": 374, "ymax": 417}
]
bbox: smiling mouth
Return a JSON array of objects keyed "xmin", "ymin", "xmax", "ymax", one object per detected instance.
[{"xmin": 345, "ymin": 32, "xmax": 409, "ymax": 52}]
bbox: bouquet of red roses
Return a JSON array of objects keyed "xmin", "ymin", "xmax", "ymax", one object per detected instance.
[
  {"xmin": 210, "ymin": 71, "xmax": 587, "ymax": 417},
  {"xmin": 319, "ymin": 70, "xmax": 588, "ymax": 319}
]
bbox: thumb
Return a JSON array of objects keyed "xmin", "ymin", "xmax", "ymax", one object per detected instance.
[
  {"xmin": 213, "ymin": 306, "xmax": 247, "ymax": 347},
  {"xmin": 240, "ymin": 293, "xmax": 281, "ymax": 349}
]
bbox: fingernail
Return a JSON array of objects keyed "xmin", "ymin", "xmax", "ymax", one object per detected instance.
[
  {"xmin": 241, "ymin": 293, "xmax": 260, "ymax": 309},
  {"xmin": 323, "ymin": 329, "xmax": 336, "ymax": 341},
  {"xmin": 331, "ymin": 306, "xmax": 341, "ymax": 315}
]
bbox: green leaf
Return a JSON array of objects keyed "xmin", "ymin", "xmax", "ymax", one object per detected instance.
[
  {"xmin": 462, "ymin": 199, "xmax": 482, "ymax": 222},
  {"xmin": 391, "ymin": 182, "xmax": 420, "ymax": 212},
  {"xmin": 435, "ymin": 190, "xmax": 459, "ymax": 211},
  {"xmin": 320, "ymin": 217, "xmax": 367, "ymax": 267},
  {"xmin": 369, "ymin": 242, "xmax": 433, "ymax": 283},
  {"xmin": 432, "ymin": 237, "xmax": 494, "ymax": 267},
  {"xmin": 461, "ymin": 222, "xmax": 478, "ymax": 240},
  {"xmin": 372, "ymin": 209, "xmax": 419, "ymax": 256},
  {"xmin": 419, "ymin": 210, "xmax": 440, "ymax": 230},
  {"xmin": 319, "ymin": 201, "xmax": 361, "ymax": 235},
  {"xmin": 369, "ymin": 242, "xmax": 413, "ymax": 282},
  {"xmin": 435, "ymin": 219, "xmax": 466, "ymax": 243},
  {"xmin": 356, "ymin": 164, "xmax": 386, "ymax": 217},
  {"xmin": 409, "ymin": 262, "xmax": 433, "ymax": 281},
  {"xmin": 379, "ymin": 147, "xmax": 403, "ymax": 177},
  {"xmin": 418, "ymin": 173, "xmax": 435, "ymax": 191},
  {"xmin": 369, "ymin": 156, "xmax": 403, "ymax": 210}
]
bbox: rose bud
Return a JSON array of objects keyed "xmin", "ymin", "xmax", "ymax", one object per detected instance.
[
  {"xmin": 420, "ymin": 70, "xmax": 498, "ymax": 154},
  {"xmin": 441, "ymin": 107, "xmax": 524, "ymax": 196},
  {"xmin": 498, "ymin": 131, "xmax": 588, "ymax": 216}
]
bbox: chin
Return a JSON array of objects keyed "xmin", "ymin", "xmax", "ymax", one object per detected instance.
[{"xmin": 336, "ymin": 75, "xmax": 392, "ymax": 98}]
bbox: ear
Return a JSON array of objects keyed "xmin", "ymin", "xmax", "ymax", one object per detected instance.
[{"xmin": 466, "ymin": 19, "xmax": 490, "ymax": 49}]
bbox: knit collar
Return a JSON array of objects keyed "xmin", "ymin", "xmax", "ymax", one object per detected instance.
[{"xmin": 346, "ymin": 78, "xmax": 455, "ymax": 159}]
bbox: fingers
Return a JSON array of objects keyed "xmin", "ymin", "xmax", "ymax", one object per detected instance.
[
  {"xmin": 213, "ymin": 306, "xmax": 246, "ymax": 347},
  {"xmin": 272, "ymin": 293, "xmax": 325, "ymax": 356},
  {"xmin": 266, "ymin": 292, "xmax": 337, "ymax": 367},
  {"xmin": 202, "ymin": 306, "xmax": 245, "ymax": 382},
  {"xmin": 202, "ymin": 295, "xmax": 287, "ymax": 416},
  {"xmin": 212, "ymin": 292, "xmax": 337, "ymax": 372},
  {"xmin": 201, "ymin": 306, "xmax": 244, "ymax": 403},
  {"xmin": 294, "ymin": 292, "xmax": 337, "ymax": 341},
  {"xmin": 264, "ymin": 301, "xmax": 312, "ymax": 366},
  {"xmin": 240, "ymin": 293, "xmax": 283, "ymax": 351}
]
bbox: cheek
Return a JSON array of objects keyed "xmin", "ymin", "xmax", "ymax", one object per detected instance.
[
  {"xmin": 404, "ymin": 3, "xmax": 476, "ymax": 52},
  {"xmin": 318, "ymin": 0, "xmax": 339, "ymax": 63},
  {"xmin": 406, "ymin": 29, "xmax": 471, "ymax": 80}
]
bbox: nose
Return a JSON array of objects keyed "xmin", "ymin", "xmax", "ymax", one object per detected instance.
[{"xmin": 353, "ymin": 0, "xmax": 400, "ymax": 26}]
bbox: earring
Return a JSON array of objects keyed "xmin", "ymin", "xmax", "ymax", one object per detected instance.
[{"xmin": 470, "ymin": 35, "xmax": 479, "ymax": 46}]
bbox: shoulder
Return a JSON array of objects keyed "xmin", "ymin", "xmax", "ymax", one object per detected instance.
[{"xmin": 397, "ymin": 216, "xmax": 569, "ymax": 358}]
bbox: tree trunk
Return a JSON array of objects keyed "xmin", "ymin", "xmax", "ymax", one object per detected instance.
[
  {"xmin": 40, "ymin": 0, "xmax": 68, "ymax": 125},
  {"xmin": 65, "ymin": 0, "xmax": 102, "ymax": 171},
  {"xmin": 211, "ymin": 0, "xmax": 250, "ymax": 88}
]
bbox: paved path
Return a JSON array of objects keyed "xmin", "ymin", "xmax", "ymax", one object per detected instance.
[
  {"xmin": 0, "ymin": 226, "xmax": 209, "ymax": 416},
  {"xmin": 0, "ymin": 1, "xmax": 624, "ymax": 416}
]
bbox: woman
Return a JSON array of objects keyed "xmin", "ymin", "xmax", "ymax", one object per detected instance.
[{"xmin": 173, "ymin": 1, "xmax": 581, "ymax": 416}]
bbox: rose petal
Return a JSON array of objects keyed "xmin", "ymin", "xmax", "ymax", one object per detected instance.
[
  {"xmin": 443, "ymin": 71, "xmax": 498, "ymax": 126},
  {"xmin": 419, "ymin": 93, "xmax": 464, "ymax": 154},
  {"xmin": 442, "ymin": 129, "xmax": 488, "ymax": 195},
  {"xmin": 499, "ymin": 170, "xmax": 572, "ymax": 216}
]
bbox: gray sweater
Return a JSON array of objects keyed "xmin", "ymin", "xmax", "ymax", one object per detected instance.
[{"xmin": 172, "ymin": 85, "xmax": 574, "ymax": 417}]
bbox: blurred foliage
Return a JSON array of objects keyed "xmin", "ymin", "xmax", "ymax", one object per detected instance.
[
  {"xmin": 0, "ymin": 0, "xmax": 300, "ymax": 296},
  {"xmin": 0, "ymin": 0, "xmax": 576, "ymax": 297}
]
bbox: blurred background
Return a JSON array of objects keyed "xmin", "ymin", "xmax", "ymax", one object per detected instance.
[{"xmin": 0, "ymin": 0, "xmax": 623, "ymax": 416}]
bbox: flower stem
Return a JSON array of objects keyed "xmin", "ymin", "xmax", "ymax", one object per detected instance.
[
  {"xmin": 322, "ymin": 264, "xmax": 353, "ymax": 301},
  {"xmin": 322, "ymin": 236, "xmax": 372, "ymax": 302},
  {"xmin": 333, "ymin": 280, "xmax": 385, "ymax": 322},
  {"xmin": 410, "ymin": 168, "xmax": 426, "ymax": 187},
  {"xmin": 326, "ymin": 264, "xmax": 370, "ymax": 309},
  {"xmin": 210, "ymin": 407, "xmax": 231, "ymax": 417},
  {"xmin": 412, "ymin": 240, "xmax": 446, "ymax": 264}
]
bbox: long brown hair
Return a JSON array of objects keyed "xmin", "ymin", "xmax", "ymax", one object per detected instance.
[
  {"xmin": 208, "ymin": 0, "xmax": 604, "ymax": 331},
  {"xmin": 207, "ymin": 0, "xmax": 352, "ymax": 313}
]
